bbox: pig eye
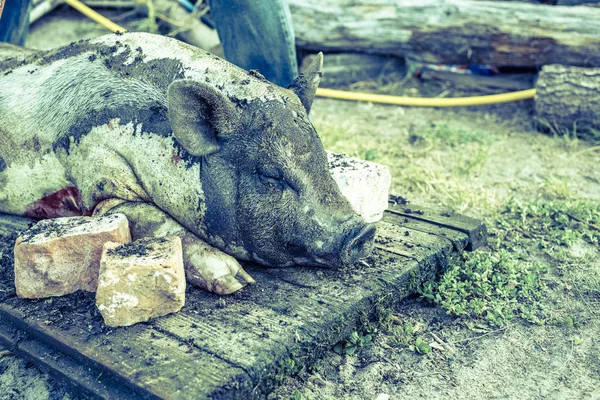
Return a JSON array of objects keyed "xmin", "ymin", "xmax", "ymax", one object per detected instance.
[
  {"xmin": 256, "ymin": 166, "xmax": 299, "ymax": 194},
  {"xmin": 257, "ymin": 168, "xmax": 283, "ymax": 188},
  {"xmin": 259, "ymin": 173, "xmax": 281, "ymax": 185}
]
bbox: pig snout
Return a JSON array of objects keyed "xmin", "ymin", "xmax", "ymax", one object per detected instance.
[
  {"xmin": 341, "ymin": 223, "xmax": 376, "ymax": 265},
  {"xmin": 289, "ymin": 215, "xmax": 376, "ymax": 267}
]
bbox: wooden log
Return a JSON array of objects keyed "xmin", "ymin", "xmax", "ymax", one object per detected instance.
[
  {"xmin": 301, "ymin": 53, "xmax": 405, "ymax": 87},
  {"xmin": 535, "ymin": 65, "xmax": 600, "ymax": 139},
  {"xmin": 288, "ymin": 0, "xmax": 600, "ymax": 67},
  {"xmin": 418, "ymin": 70, "xmax": 535, "ymax": 94}
]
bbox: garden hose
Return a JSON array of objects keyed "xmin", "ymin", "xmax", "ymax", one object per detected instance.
[
  {"xmin": 316, "ymin": 87, "xmax": 536, "ymax": 107},
  {"xmin": 63, "ymin": 0, "xmax": 127, "ymax": 33},
  {"xmin": 65, "ymin": 0, "xmax": 537, "ymax": 107}
]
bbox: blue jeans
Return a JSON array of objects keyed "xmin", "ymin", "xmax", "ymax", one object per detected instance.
[
  {"xmin": 0, "ymin": 0, "xmax": 31, "ymax": 45},
  {"xmin": 208, "ymin": 0, "xmax": 298, "ymax": 87}
]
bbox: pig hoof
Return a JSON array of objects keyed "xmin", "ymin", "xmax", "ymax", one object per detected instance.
[
  {"xmin": 186, "ymin": 251, "xmax": 255, "ymax": 295},
  {"xmin": 211, "ymin": 266, "xmax": 256, "ymax": 295}
]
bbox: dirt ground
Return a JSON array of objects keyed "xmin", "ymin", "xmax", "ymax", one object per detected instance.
[{"xmin": 1, "ymin": 6, "xmax": 599, "ymax": 400}]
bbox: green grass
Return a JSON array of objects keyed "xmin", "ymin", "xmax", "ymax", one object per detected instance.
[
  {"xmin": 419, "ymin": 250, "xmax": 548, "ymax": 327},
  {"xmin": 317, "ymin": 118, "xmax": 499, "ymax": 213},
  {"xmin": 419, "ymin": 198, "xmax": 600, "ymax": 328}
]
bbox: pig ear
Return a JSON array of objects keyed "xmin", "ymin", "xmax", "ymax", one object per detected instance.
[
  {"xmin": 168, "ymin": 80, "xmax": 240, "ymax": 156},
  {"xmin": 288, "ymin": 52, "xmax": 323, "ymax": 114}
]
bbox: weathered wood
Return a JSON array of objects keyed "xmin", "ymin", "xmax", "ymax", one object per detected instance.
[
  {"xmin": 535, "ymin": 64, "xmax": 600, "ymax": 139},
  {"xmin": 418, "ymin": 70, "xmax": 535, "ymax": 94},
  {"xmin": 556, "ymin": 0, "xmax": 600, "ymax": 5},
  {"xmin": 0, "ymin": 315, "xmax": 145, "ymax": 400},
  {"xmin": 289, "ymin": 0, "xmax": 600, "ymax": 67},
  {"xmin": 301, "ymin": 53, "xmax": 405, "ymax": 87},
  {"xmin": 0, "ymin": 301, "xmax": 252, "ymax": 399},
  {"xmin": 0, "ymin": 208, "xmax": 485, "ymax": 398},
  {"xmin": 386, "ymin": 199, "xmax": 488, "ymax": 251},
  {"xmin": 382, "ymin": 212, "xmax": 469, "ymax": 252}
]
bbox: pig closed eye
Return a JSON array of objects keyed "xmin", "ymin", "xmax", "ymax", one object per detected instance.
[
  {"xmin": 259, "ymin": 173, "xmax": 282, "ymax": 187},
  {"xmin": 257, "ymin": 170, "xmax": 299, "ymax": 193}
]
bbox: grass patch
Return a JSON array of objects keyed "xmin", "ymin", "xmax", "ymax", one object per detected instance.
[
  {"xmin": 387, "ymin": 319, "xmax": 433, "ymax": 355},
  {"xmin": 316, "ymin": 118, "xmax": 499, "ymax": 212},
  {"xmin": 419, "ymin": 250, "xmax": 548, "ymax": 327},
  {"xmin": 419, "ymin": 198, "xmax": 600, "ymax": 327}
]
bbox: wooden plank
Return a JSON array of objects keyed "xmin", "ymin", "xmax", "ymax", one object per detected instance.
[
  {"xmin": 0, "ymin": 207, "xmax": 484, "ymax": 398},
  {"xmin": 0, "ymin": 314, "xmax": 145, "ymax": 400},
  {"xmin": 387, "ymin": 199, "xmax": 487, "ymax": 251},
  {"xmin": 0, "ymin": 298, "xmax": 252, "ymax": 399},
  {"xmin": 382, "ymin": 212, "xmax": 469, "ymax": 251}
]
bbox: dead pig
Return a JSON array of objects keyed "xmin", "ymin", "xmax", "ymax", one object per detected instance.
[{"xmin": 0, "ymin": 33, "xmax": 376, "ymax": 295}]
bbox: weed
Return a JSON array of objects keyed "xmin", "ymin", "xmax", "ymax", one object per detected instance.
[
  {"xmin": 538, "ymin": 175, "xmax": 572, "ymax": 200},
  {"xmin": 419, "ymin": 250, "xmax": 548, "ymax": 326},
  {"xmin": 364, "ymin": 149, "xmax": 378, "ymax": 161},
  {"xmin": 292, "ymin": 391, "xmax": 311, "ymax": 400},
  {"xmin": 333, "ymin": 325, "xmax": 376, "ymax": 356},
  {"xmin": 419, "ymin": 198, "xmax": 600, "ymax": 328},
  {"xmin": 387, "ymin": 320, "xmax": 432, "ymax": 355}
]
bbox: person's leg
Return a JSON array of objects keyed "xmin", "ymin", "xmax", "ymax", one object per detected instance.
[
  {"xmin": 0, "ymin": 0, "xmax": 32, "ymax": 45},
  {"xmin": 208, "ymin": 0, "xmax": 298, "ymax": 87}
]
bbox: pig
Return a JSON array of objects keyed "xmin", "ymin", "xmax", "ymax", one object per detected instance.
[{"xmin": 0, "ymin": 33, "xmax": 376, "ymax": 295}]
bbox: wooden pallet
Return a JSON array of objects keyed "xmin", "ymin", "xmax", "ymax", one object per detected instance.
[{"xmin": 0, "ymin": 200, "xmax": 486, "ymax": 399}]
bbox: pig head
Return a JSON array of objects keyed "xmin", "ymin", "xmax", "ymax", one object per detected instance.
[{"xmin": 168, "ymin": 55, "xmax": 375, "ymax": 268}]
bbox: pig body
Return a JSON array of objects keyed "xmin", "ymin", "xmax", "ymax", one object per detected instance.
[{"xmin": 0, "ymin": 33, "xmax": 375, "ymax": 294}]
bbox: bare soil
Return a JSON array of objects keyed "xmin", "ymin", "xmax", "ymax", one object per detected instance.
[{"xmin": 1, "ymin": 6, "xmax": 599, "ymax": 400}]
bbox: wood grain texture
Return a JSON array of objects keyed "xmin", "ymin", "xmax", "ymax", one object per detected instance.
[
  {"xmin": 535, "ymin": 64, "xmax": 600, "ymax": 137},
  {"xmin": 0, "ymin": 208, "xmax": 484, "ymax": 398},
  {"xmin": 289, "ymin": 0, "xmax": 600, "ymax": 67}
]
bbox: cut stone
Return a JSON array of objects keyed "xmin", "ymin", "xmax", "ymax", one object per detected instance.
[
  {"xmin": 96, "ymin": 236, "xmax": 186, "ymax": 327},
  {"xmin": 14, "ymin": 213, "xmax": 131, "ymax": 299},
  {"xmin": 328, "ymin": 152, "xmax": 392, "ymax": 223}
]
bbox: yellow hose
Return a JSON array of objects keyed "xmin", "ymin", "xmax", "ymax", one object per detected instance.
[
  {"xmin": 63, "ymin": 0, "xmax": 127, "ymax": 33},
  {"xmin": 316, "ymin": 87, "xmax": 536, "ymax": 107},
  {"xmin": 65, "ymin": 0, "xmax": 536, "ymax": 107}
]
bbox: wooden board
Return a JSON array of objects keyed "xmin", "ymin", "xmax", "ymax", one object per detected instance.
[{"xmin": 0, "ymin": 206, "xmax": 486, "ymax": 399}]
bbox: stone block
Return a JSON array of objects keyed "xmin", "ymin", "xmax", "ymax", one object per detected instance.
[
  {"xmin": 96, "ymin": 236, "xmax": 186, "ymax": 327},
  {"xmin": 14, "ymin": 214, "xmax": 131, "ymax": 299},
  {"xmin": 328, "ymin": 152, "xmax": 392, "ymax": 223}
]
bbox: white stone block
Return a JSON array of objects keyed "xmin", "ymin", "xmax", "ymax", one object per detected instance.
[{"xmin": 328, "ymin": 152, "xmax": 391, "ymax": 223}]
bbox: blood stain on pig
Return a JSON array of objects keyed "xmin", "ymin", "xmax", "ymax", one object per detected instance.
[{"xmin": 23, "ymin": 186, "xmax": 91, "ymax": 219}]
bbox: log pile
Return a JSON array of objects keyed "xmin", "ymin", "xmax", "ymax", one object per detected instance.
[{"xmin": 288, "ymin": 0, "xmax": 600, "ymax": 68}]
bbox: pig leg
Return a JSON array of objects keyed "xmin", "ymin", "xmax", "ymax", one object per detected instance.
[{"xmin": 94, "ymin": 199, "xmax": 255, "ymax": 295}]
